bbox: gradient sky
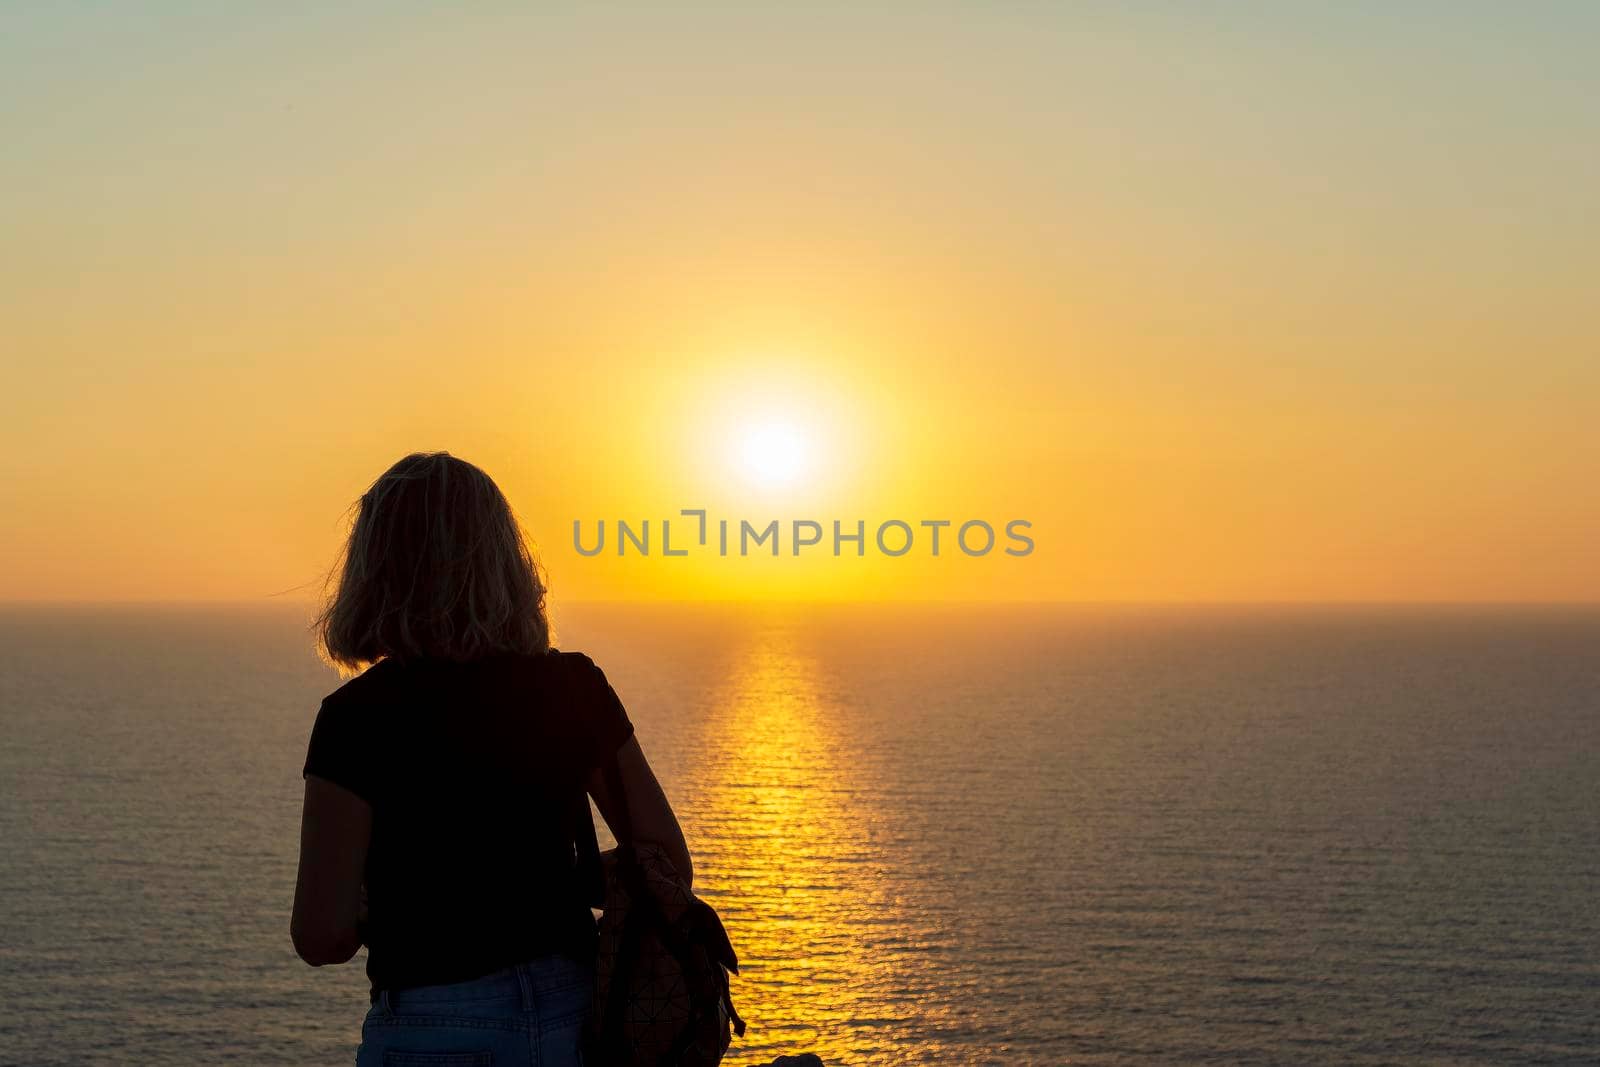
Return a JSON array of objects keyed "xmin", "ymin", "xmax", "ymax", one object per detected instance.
[{"xmin": 2, "ymin": 3, "xmax": 1596, "ymax": 602}]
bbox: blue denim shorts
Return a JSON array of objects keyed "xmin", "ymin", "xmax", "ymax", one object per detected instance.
[{"xmin": 355, "ymin": 955, "xmax": 594, "ymax": 1067}]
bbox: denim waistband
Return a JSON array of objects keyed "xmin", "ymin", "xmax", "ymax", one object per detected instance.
[{"xmin": 371, "ymin": 954, "xmax": 593, "ymax": 1013}]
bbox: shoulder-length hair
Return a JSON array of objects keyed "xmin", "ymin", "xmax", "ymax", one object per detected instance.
[{"xmin": 315, "ymin": 452, "xmax": 551, "ymax": 673}]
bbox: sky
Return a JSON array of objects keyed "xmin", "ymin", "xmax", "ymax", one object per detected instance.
[{"xmin": 2, "ymin": 3, "xmax": 1596, "ymax": 602}]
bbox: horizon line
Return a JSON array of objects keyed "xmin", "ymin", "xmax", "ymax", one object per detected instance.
[{"xmin": 3, "ymin": 597, "xmax": 1598, "ymax": 609}]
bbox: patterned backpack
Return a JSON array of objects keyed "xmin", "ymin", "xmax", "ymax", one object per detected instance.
[{"xmin": 575, "ymin": 757, "xmax": 745, "ymax": 1066}]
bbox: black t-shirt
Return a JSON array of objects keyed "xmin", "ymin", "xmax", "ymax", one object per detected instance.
[{"xmin": 302, "ymin": 648, "xmax": 634, "ymax": 992}]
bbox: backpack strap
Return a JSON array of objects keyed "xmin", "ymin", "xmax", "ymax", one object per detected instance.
[
  {"xmin": 566, "ymin": 651, "xmax": 614, "ymax": 910},
  {"xmin": 572, "ymin": 785, "xmax": 604, "ymax": 909},
  {"xmin": 601, "ymin": 752, "xmax": 634, "ymax": 848},
  {"xmin": 574, "ymin": 750, "xmax": 638, "ymax": 910}
]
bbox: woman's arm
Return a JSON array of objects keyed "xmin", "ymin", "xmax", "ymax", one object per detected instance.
[
  {"xmin": 291, "ymin": 775, "xmax": 372, "ymax": 966},
  {"xmin": 586, "ymin": 735, "xmax": 693, "ymax": 887}
]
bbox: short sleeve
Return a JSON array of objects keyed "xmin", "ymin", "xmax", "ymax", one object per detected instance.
[
  {"xmin": 302, "ymin": 694, "xmax": 377, "ymax": 803},
  {"xmin": 568, "ymin": 653, "xmax": 636, "ymax": 770}
]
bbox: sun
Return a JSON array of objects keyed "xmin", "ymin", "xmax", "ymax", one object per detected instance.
[{"xmin": 738, "ymin": 419, "xmax": 809, "ymax": 487}]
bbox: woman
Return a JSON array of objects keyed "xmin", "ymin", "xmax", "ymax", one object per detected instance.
[{"xmin": 291, "ymin": 451, "xmax": 691, "ymax": 1066}]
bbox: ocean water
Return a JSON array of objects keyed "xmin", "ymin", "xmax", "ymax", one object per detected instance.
[{"xmin": 1, "ymin": 602, "xmax": 1596, "ymax": 1065}]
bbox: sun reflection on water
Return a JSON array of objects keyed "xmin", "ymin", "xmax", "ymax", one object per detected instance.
[{"xmin": 670, "ymin": 618, "xmax": 939, "ymax": 1066}]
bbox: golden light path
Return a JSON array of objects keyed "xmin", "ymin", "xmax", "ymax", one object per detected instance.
[{"xmin": 667, "ymin": 617, "xmax": 952, "ymax": 1065}]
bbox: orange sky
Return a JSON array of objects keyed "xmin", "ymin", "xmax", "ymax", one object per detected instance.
[{"xmin": 2, "ymin": 6, "xmax": 1596, "ymax": 603}]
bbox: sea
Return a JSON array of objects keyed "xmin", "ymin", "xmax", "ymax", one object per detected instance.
[{"xmin": 1, "ymin": 602, "xmax": 1596, "ymax": 1065}]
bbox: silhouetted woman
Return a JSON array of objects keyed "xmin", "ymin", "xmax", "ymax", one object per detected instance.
[{"xmin": 291, "ymin": 452, "xmax": 690, "ymax": 1066}]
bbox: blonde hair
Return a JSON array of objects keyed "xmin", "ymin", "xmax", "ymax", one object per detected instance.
[{"xmin": 315, "ymin": 452, "xmax": 551, "ymax": 673}]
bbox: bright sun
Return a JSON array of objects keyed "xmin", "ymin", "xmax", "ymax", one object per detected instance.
[{"xmin": 738, "ymin": 419, "xmax": 809, "ymax": 487}]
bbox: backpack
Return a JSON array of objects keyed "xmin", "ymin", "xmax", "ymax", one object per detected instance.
[{"xmin": 575, "ymin": 756, "xmax": 746, "ymax": 1066}]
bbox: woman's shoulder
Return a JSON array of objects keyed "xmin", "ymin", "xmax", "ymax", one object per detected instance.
[
  {"xmin": 546, "ymin": 647, "xmax": 601, "ymax": 670},
  {"xmin": 543, "ymin": 649, "xmax": 633, "ymax": 750},
  {"xmin": 541, "ymin": 647, "xmax": 614, "ymax": 689},
  {"xmin": 317, "ymin": 657, "xmax": 404, "ymax": 712}
]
